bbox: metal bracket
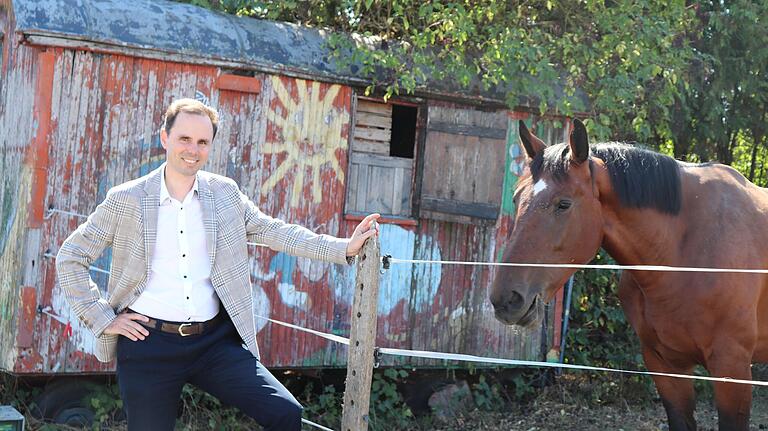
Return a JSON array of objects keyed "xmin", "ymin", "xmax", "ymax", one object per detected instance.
[
  {"xmin": 373, "ymin": 347, "xmax": 381, "ymax": 368},
  {"xmin": 380, "ymin": 254, "xmax": 392, "ymax": 274}
]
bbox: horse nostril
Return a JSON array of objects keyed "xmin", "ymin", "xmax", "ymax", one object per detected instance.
[
  {"xmin": 493, "ymin": 291, "xmax": 526, "ymax": 314},
  {"xmin": 506, "ymin": 291, "xmax": 525, "ymax": 311}
]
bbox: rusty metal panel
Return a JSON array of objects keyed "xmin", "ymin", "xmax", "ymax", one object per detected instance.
[
  {"xmin": 14, "ymin": 0, "xmax": 242, "ymax": 60},
  {"xmin": 12, "ymin": 0, "xmax": 355, "ymax": 89}
]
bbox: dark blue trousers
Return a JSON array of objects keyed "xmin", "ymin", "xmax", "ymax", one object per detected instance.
[{"xmin": 116, "ymin": 314, "xmax": 302, "ymax": 431}]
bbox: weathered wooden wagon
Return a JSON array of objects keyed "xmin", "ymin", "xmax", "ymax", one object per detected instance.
[{"xmin": 0, "ymin": 0, "xmax": 573, "ymax": 422}]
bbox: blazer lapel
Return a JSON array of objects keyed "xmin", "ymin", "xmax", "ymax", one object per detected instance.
[
  {"xmin": 141, "ymin": 166, "xmax": 163, "ymax": 275},
  {"xmin": 197, "ymin": 174, "xmax": 217, "ymax": 269}
]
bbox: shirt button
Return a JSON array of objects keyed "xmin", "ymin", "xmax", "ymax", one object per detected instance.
[
  {"xmin": 182, "ymin": 254, "xmax": 186, "ymax": 257},
  {"xmin": 183, "ymin": 275, "xmax": 187, "ymax": 279},
  {"xmin": 180, "ymin": 230, "xmax": 184, "ymax": 234},
  {"xmin": 186, "ymin": 296, "xmax": 190, "ymax": 300}
]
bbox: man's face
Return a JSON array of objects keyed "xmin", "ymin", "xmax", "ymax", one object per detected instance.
[{"xmin": 161, "ymin": 111, "xmax": 213, "ymax": 178}]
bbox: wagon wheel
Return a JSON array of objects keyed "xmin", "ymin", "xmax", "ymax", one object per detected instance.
[
  {"xmin": 32, "ymin": 379, "xmax": 104, "ymax": 426},
  {"xmin": 401, "ymin": 373, "xmax": 457, "ymax": 416}
]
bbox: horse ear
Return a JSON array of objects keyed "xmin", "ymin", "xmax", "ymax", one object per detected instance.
[
  {"xmin": 519, "ymin": 120, "xmax": 546, "ymax": 159},
  {"xmin": 569, "ymin": 119, "xmax": 589, "ymax": 164}
]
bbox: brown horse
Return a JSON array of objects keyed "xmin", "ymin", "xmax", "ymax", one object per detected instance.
[{"xmin": 490, "ymin": 119, "xmax": 768, "ymax": 431}]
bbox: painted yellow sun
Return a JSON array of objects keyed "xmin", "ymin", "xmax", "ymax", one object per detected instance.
[{"xmin": 261, "ymin": 77, "xmax": 350, "ymax": 207}]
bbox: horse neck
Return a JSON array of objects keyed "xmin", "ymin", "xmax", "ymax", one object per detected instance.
[
  {"xmin": 594, "ymin": 168, "xmax": 683, "ymax": 271},
  {"xmin": 600, "ymin": 205, "xmax": 680, "ymax": 267}
]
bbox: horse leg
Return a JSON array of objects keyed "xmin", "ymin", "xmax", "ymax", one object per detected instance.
[
  {"xmin": 706, "ymin": 347, "xmax": 752, "ymax": 431},
  {"xmin": 618, "ymin": 273, "xmax": 697, "ymax": 430},
  {"xmin": 641, "ymin": 349, "xmax": 698, "ymax": 431}
]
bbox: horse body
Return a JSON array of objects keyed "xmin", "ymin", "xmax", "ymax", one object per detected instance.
[
  {"xmin": 609, "ymin": 164, "xmax": 768, "ymax": 429},
  {"xmin": 491, "ymin": 120, "xmax": 768, "ymax": 431}
]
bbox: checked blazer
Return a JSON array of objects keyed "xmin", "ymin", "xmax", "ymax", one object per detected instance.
[{"xmin": 56, "ymin": 164, "xmax": 350, "ymax": 363}]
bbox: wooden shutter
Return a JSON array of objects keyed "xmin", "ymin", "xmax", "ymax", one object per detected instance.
[{"xmin": 419, "ymin": 104, "xmax": 508, "ymax": 223}]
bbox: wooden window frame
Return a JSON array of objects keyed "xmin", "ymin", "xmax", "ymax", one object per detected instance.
[{"xmin": 343, "ymin": 95, "xmax": 421, "ymax": 225}]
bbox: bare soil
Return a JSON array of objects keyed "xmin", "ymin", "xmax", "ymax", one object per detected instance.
[{"xmin": 427, "ymin": 381, "xmax": 768, "ymax": 431}]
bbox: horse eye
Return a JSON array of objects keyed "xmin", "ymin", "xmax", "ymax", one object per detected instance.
[{"xmin": 556, "ymin": 200, "xmax": 572, "ymax": 211}]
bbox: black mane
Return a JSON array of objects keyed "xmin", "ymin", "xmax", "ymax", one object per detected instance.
[{"xmin": 529, "ymin": 142, "xmax": 682, "ymax": 215}]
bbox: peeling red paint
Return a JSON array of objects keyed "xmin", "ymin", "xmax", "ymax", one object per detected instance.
[
  {"xmin": 15, "ymin": 347, "xmax": 44, "ymax": 373},
  {"xmin": 27, "ymin": 49, "xmax": 54, "ymax": 228},
  {"xmin": 16, "ymin": 287, "xmax": 37, "ymax": 348},
  {"xmin": 215, "ymin": 73, "xmax": 262, "ymax": 94}
]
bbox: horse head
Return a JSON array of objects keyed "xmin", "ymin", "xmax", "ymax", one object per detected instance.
[{"xmin": 490, "ymin": 119, "xmax": 605, "ymax": 327}]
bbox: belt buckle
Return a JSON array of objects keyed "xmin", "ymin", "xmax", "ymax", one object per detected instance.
[{"xmin": 178, "ymin": 323, "xmax": 193, "ymax": 337}]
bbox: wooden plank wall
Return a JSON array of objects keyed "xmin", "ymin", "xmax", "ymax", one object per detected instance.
[
  {"xmin": 345, "ymin": 152, "xmax": 412, "ymax": 216},
  {"xmin": 329, "ymin": 218, "xmax": 546, "ymax": 368},
  {"xmin": 242, "ymin": 75, "xmax": 353, "ymax": 367},
  {"xmin": 39, "ymin": 50, "xmax": 217, "ymax": 373},
  {"xmin": 0, "ymin": 41, "xmax": 43, "ymax": 372},
  {"xmin": 4, "ymin": 44, "xmax": 555, "ymax": 373},
  {"xmin": 36, "ymin": 57, "xmax": 357, "ymax": 371},
  {"xmin": 409, "ymin": 219, "xmax": 542, "ymax": 362},
  {"xmin": 351, "ymin": 100, "xmax": 391, "ymax": 155}
]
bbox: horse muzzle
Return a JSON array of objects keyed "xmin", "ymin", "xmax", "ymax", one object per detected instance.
[{"xmin": 491, "ymin": 291, "xmax": 542, "ymax": 328}]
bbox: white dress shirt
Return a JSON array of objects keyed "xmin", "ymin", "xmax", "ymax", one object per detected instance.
[{"xmin": 129, "ymin": 167, "xmax": 220, "ymax": 322}]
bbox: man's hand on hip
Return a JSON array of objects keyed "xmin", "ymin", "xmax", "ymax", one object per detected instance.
[
  {"xmin": 346, "ymin": 213, "xmax": 381, "ymax": 256},
  {"xmin": 104, "ymin": 312, "xmax": 150, "ymax": 341}
]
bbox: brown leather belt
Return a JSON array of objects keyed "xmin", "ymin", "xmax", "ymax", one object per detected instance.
[{"xmin": 140, "ymin": 313, "xmax": 223, "ymax": 337}]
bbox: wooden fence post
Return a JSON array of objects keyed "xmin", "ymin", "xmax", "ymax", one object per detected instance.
[{"xmin": 341, "ymin": 226, "xmax": 380, "ymax": 431}]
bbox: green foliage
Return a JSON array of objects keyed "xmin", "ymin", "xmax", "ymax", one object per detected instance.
[
  {"xmin": 369, "ymin": 368, "xmax": 414, "ymax": 430},
  {"xmin": 84, "ymin": 383, "xmax": 123, "ymax": 429},
  {"xmin": 299, "ymin": 369, "xmax": 414, "ymax": 430},
  {"xmin": 468, "ymin": 366, "xmax": 546, "ymax": 403},
  {"xmin": 177, "ymin": 384, "xmax": 261, "ymax": 430},
  {"xmin": 172, "ymin": 0, "xmax": 768, "ymax": 185},
  {"xmin": 0, "ymin": 373, "xmax": 36, "ymax": 412},
  {"xmin": 507, "ymin": 370, "xmax": 540, "ymax": 400},
  {"xmin": 668, "ymin": 0, "xmax": 768, "ymax": 178},
  {"xmin": 472, "ymin": 375, "xmax": 504, "ymax": 411},
  {"xmin": 564, "ymin": 252, "xmax": 656, "ymax": 401},
  {"xmin": 299, "ymin": 381, "xmax": 344, "ymax": 427},
  {"xmin": 173, "ymin": 0, "xmax": 694, "ymax": 140}
]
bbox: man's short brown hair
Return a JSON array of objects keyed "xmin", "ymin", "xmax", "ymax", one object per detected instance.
[{"xmin": 162, "ymin": 98, "xmax": 219, "ymax": 139}]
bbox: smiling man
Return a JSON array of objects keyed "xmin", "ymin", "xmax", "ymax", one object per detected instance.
[{"xmin": 56, "ymin": 98, "xmax": 379, "ymax": 431}]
